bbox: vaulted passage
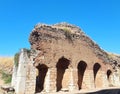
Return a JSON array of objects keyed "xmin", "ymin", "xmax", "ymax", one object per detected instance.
[
  {"xmin": 93, "ymin": 63, "xmax": 101, "ymax": 87},
  {"xmin": 107, "ymin": 69, "xmax": 112, "ymax": 81},
  {"xmin": 35, "ymin": 64, "xmax": 48, "ymax": 93},
  {"xmin": 56, "ymin": 57, "xmax": 70, "ymax": 91},
  {"xmin": 77, "ymin": 61, "xmax": 87, "ymax": 90}
]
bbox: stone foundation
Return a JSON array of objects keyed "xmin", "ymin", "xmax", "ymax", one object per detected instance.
[
  {"xmin": 12, "ymin": 49, "xmax": 120, "ymax": 94},
  {"xmin": 13, "ymin": 63, "xmax": 120, "ymax": 94}
]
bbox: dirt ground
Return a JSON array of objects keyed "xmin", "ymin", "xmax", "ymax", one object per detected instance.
[
  {"xmin": 35, "ymin": 87, "xmax": 120, "ymax": 94},
  {"xmin": 0, "ymin": 87, "xmax": 120, "ymax": 94},
  {"xmin": 0, "ymin": 79, "xmax": 4, "ymax": 86}
]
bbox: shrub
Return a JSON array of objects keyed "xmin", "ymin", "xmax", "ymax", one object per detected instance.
[
  {"xmin": 26, "ymin": 49, "xmax": 31, "ymax": 58},
  {"xmin": 63, "ymin": 28, "xmax": 73, "ymax": 41},
  {"xmin": 14, "ymin": 53, "xmax": 20, "ymax": 67},
  {"xmin": 22, "ymin": 48, "xmax": 31, "ymax": 58},
  {"xmin": 0, "ymin": 70, "xmax": 12, "ymax": 84}
]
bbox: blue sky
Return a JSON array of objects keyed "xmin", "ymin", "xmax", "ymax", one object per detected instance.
[{"xmin": 0, "ymin": 0, "xmax": 120, "ymax": 56}]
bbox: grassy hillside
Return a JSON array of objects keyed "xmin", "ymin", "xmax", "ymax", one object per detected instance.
[
  {"xmin": 0, "ymin": 57, "xmax": 14, "ymax": 84},
  {"xmin": 0, "ymin": 57, "xmax": 14, "ymax": 73}
]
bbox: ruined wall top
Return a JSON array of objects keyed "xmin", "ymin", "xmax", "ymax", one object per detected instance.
[{"xmin": 29, "ymin": 22, "xmax": 120, "ymax": 67}]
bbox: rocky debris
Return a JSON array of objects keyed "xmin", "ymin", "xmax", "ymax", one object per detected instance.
[
  {"xmin": 107, "ymin": 53, "xmax": 120, "ymax": 71},
  {"xmin": 0, "ymin": 86, "xmax": 15, "ymax": 94},
  {"xmin": 53, "ymin": 22, "xmax": 83, "ymax": 34},
  {"xmin": 29, "ymin": 22, "xmax": 120, "ymax": 68}
]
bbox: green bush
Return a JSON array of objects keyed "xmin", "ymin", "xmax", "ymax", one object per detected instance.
[
  {"xmin": 14, "ymin": 53, "xmax": 20, "ymax": 67},
  {"xmin": 0, "ymin": 70, "xmax": 12, "ymax": 84},
  {"xmin": 22, "ymin": 48, "xmax": 31, "ymax": 58},
  {"xmin": 63, "ymin": 28, "xmax": 73, "ymax": 41},
  {"xmin": 26, "ymin": 49, "xmax": 31, "ymax": 58}
]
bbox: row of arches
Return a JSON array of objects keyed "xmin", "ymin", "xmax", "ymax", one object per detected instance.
[{"xmin": 35, "ymin": 57, "xmax": 112, "ymax": 93}]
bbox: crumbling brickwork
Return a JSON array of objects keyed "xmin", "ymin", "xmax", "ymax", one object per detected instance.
[{"xmin": 12, "ymin": 23, "xmax": 120, "ymax": 94}]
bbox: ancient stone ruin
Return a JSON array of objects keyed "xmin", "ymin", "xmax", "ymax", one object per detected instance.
[{"xmin": 11, "ymin": 23, "xmax": 120, "ymax": 94}]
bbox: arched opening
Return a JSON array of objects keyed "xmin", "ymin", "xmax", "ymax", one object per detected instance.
[
  {"xmin": 107, "ymin": 69, "xmax": 112, "ymax": 86},
  {"xmin": 56, "ymin": 57, "xmax": 70, "ymax": 91},
  {"xmin": 35, "ymin": 64, "xmax": 48, "ymax": 93},
  {"xmin": 77, "ymin": 61, "xmax": 87, "ymax": 90},
  {"xmin": 93, "ymin": 63, "xmax": 101, "ymax": 87},
  {"xmin": 107, "ymin": 69, "xmax": 112, "ymax": 81}
]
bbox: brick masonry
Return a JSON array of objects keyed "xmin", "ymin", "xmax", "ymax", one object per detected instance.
[
  {"xmin": 12, "ymin": 23, "xmax": 120, "ymax": 94},
  {"xmin": 12, "ymin": 49, "xmax": 120, "ymax": 94}
]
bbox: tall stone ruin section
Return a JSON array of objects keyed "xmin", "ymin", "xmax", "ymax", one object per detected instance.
[
  {"xmin": 11, "ymin": 49, "xmax": 36, "ymax": 94},
  {"xmin": 12, "ymin": 23, "xmax": 120, "ymax": 94}
]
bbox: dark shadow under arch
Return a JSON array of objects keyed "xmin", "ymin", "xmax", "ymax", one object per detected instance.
[
  {"xmin": 107, "ymin": 69, "xmax": 112, "ymax": 80},
  {"xmin": 77, "ymin": 60, "xmax": 87, "ymax": 90},
  {"xmin": 35, "ymin": 64, "xmax": 48, "ymax": 93},
  {"xmin": 56, "ymin": 57, "xmax": 70, "ymax": 91},
  {"xmin": 93, "ymin": 63, "xmax": 101, "ymax": 88},
  {"xmin": 93, "ymin": 63, "xmax": 101, "ymax": 81}
]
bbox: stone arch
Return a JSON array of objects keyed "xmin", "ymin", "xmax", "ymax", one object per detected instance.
[
  {"xmin": 93, "ymin": 63, "xmax": 101, "ymax": 87},
  {"xmin": 77, "ymin": 60, "xmax": 87, "ymax": 90},
  {"xmin": 107, "ymin": 69, "xmax": 112, "ymax": 82},
  {"xmin": 35, "ymin": 64, "xmax": 48, "ymax": 93},
  {"xmin": 56, "ymin": 57, "xmax": 70, "ymax": 91}
]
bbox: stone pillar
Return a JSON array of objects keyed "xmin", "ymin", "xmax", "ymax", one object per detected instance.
[
  {"xmin": 101, "ymin": 71, "xmax": 108, "ymax": 87},
  {"xmin": 107, "ymin": 74, "xmax": 113, "ymax": 87},
  {"xmin": 15, "ymin": 49, "xmax": 29, "ymax": 94},
  {"xmin": 110, "ymin": 73, "xmax": 116, "ymax": 86},
  {"xmin": 73, "ymin": 69, "xmax": 79, "ymax": 90},
  {"xmin": 25, "ymin": 63, "xmax": 36, "ymax": 94},
  {"xmin": 44, "ymin": 68, "xmax": 51, "ymax": 92},
  {"xmin": 44, "ymin": 68, "xmax": 57, "ymax": 92},
  {"xmin": 112, "ymin": 72, "xmax": 120, "ymax": 86},
  {"xmin": 61, "ymin": 69, "xmax": 70, "ymax": 91},
  {"xmin": 49, "ymin": 68, "xmax": 56, "ymax": 92},
  {"xmin": 82, "ymin": 70, "xmax": 94, "ymax": 89},
  {"xmin": 11, "ymin": 65, "xmax": 18, "ymax": 88},
  {"xmin": 69, "ymin": 68, "xmax": 76, "ymax": 92}
]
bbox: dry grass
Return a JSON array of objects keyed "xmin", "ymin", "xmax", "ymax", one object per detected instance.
[
  {"xmin": 0, "ymin": 57, "xmax": 14, "ymax": 74},
  {"xmin": 0, "ymin": 57, "xmax": 14, "ymax": 85},
  {"xmin": 0, "ymin": 57, "xmax": 14, "ymax": 68}
]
